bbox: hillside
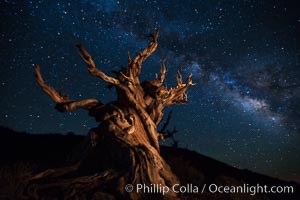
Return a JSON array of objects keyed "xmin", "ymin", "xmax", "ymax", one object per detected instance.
[{"xmin": 0, "ymin": 126, "xmax": 298, "ymax": 200}]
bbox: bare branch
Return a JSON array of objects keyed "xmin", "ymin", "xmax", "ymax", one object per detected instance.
[
  {"xmin": 159, "ymin": 110, "xmax": 173, "ymax": 134},
  {"xmin": 160, "ymin": 73, "xmax": 195, "ymax": 106},
  {"xmin": 76, "ymin": 44, "xmax": 119, "ymax": 85},
  {"xmin": 157, "ymin": 110, "xmax": 178, "ymax": 142},
  {"xmin": 133, "ymin": 29, "xmax": 159, "ymax": 65},
  {"xmin": 128, "ymin": 29, "xmax": 160, "ymax": 78},
  {"xmin": 35, "ymin": 64, "xmax": 66, "ymax": 103},
  {"xmin": 160, "ymin": 127, "xmax": 178, "ymax": 140},
  {"xmin": 157, "ymin": 58, "xmax": 167, "ymax": 86},
  {"xmin": 35, "ymin": 64, "xmax": 101, "ymax": 112},
  {"xmin": 142, "ymin": 58, "xmax": 167, "ymax": 92},
  {"xmin": 119, "ymin": 71, "xmax": 134, "ymax": 83},
  {"xmin": 55, "ymin": 98, "xmax": 100, "ymax": 112},
  {"xmin": 127, "ymin": 51, "xmax": 132, "ymax": 63},
  {"xmin": 176, "ymin": 70, "xmax": 183, "ymax": 86}
]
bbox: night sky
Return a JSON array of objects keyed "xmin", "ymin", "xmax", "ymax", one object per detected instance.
[{"xmin": 1, "ymin": 0, "xmax": 299, "ymax": 182}]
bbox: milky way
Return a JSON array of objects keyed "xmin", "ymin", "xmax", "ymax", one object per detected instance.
[{"xmin": 0, "ymin": 0, "xmax": 299, "ymax": 182}]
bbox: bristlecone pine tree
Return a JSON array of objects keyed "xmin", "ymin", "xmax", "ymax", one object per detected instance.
[{"xmin": 28, "ymin": 29, "xmax": 194, "ymax": 200}]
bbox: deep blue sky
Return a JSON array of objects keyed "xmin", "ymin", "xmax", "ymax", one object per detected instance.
[{"xmin": 1, "ymin": 0, "xmax": 299, "ymax": 182}]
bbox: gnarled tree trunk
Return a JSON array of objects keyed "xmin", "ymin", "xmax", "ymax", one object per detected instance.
[{"xmin": 26, "ymin": 29, "xmax": 194, "ymax": 200}]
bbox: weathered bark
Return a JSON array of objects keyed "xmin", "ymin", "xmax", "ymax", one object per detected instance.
[{"xmin": 26, "ymin": 29, "xmax": 194, "ymax": 200}]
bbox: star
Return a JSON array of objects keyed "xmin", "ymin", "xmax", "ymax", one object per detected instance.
[{"xmin": 0, "ymin": 0, "xmax": 299, "ymax": 183}]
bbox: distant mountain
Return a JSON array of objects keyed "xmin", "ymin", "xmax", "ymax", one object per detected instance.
[{"xmin": 0, "ymin": 126, "xmax": 298, "ymax": 200}]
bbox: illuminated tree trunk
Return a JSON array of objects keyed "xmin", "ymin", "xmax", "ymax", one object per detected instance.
[{"xmin": 27, "ymin": 30, "xmax": 194, "ymax": 200}]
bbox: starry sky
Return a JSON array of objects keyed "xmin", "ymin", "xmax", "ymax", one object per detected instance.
[{"xmin": 1, "ymin": 0, "xmax": 299, "ymax": 182}]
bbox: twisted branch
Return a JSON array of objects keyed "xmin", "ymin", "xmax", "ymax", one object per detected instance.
[
  {"xmin": 76, "ymin": 44, "xmax": 119, "ymax": 85},
  {"xmin": 35, "ymin": 64, "xmax": 101, "ymax": 112},
  {"xmin": 127, "ymin": 29, "xmax": 160, "ymax": 78}
]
